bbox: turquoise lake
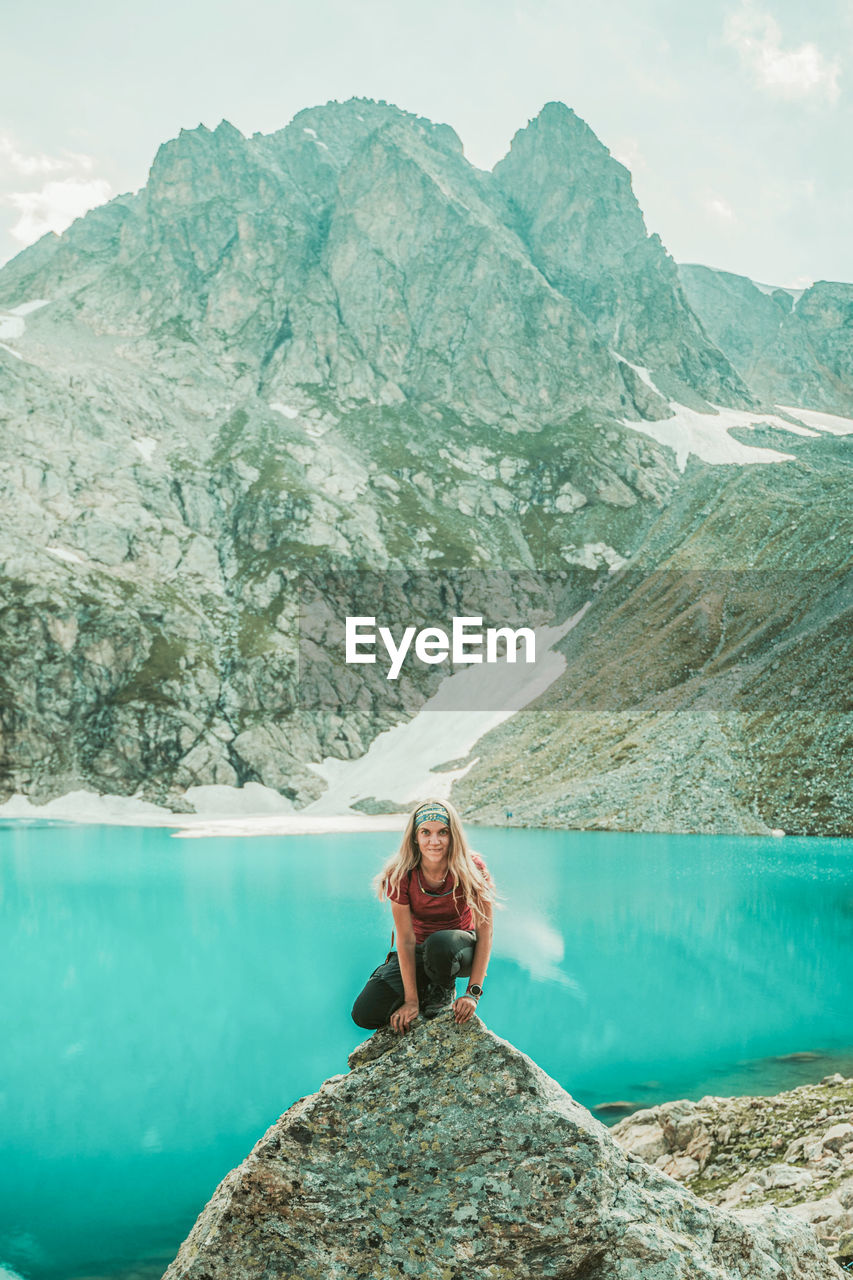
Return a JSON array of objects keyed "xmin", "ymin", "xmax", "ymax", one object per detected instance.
[{"xmin": 2, "ymin": 822, "xmax": 853, "ymax": 1280}]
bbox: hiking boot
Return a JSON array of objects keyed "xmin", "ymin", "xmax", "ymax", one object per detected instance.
[{"xmin": 422, "ymin": 983, "xmax": 455, "ymax": 1019}]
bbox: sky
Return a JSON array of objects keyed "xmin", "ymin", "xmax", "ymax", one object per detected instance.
[{"xmin": 2, "ymin": 0, "xmax": 852, "ymax": 286}]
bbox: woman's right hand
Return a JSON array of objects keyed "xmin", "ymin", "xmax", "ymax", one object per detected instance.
[{"xmin": 390, "ymin": 999, "xmax": 419, "ymax": 1033}]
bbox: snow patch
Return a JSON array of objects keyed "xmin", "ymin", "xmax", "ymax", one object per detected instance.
[
  {"xmin": 776, "ymin": 405, "xmax": 853, "ymax": 436},
  {"xmin": 132, "ymin": 436, "xmax": 158, "ymax": 462},
  {"xmin": 625, "ymin": 403, "xmax": 797, "ymax": 471},
  {"xmin": 0, "ymin": 782, "xmax": 409, "ymax": 837},
  {"xmin": 9, "ymin": 298, "xmax": 51, "ymax": 316},
  {"xmin": 0, "ymin": 298, "xmax": 51, "ymax": 345},
  {"xmin": 46, "ymin": 545, "xmax": 84, "ymax": 564},
  {"xmin": 183, "ymin": 782, "xmax": 296, "ymax": 818},
  {"xmin": 270, "ymin": 402, "xmax": 300, "ymax": 419},
  {"xmin": 0, "ymin": 315, "xmax": 25, "ymax": 340},
  {"xmin": 173, "ymin": 812, "xmax": 405, "ymax": 839},
  {"xmin": 612, "ymin": 351, "xmax": 657, "ymax": 391},
  {"xmin": 619, "ymin": 364, "xmax": 808, "ymax": 468},
  {"xmin": 0, "ymin": 342, "xmax": 22, "ymax": 360},
  {"xmin": 301, "ymin": 606, "xmax": 591, "ymax": 818},
  {"xmin": 301, "ymin": 128, "xmax": 329, "ymax": 151},
  {"xmin": 0, "ymin": 790, "xmax": 179, "ymax": 825},
  {"xmin": 0, "ymin": 783, "xmax": 296, "ymax": 830},
  {"xmin": 753, "ymin": 282, "xmax": 806, "ymax": 306}
]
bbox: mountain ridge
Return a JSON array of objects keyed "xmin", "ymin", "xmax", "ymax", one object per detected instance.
[
  {"xmin": 679, "ymin": 263, "xmax": 853, "ymax": 417},
  {"xmin": 0, "ymin": 97, "xmax": 850, "ymax": 831}
]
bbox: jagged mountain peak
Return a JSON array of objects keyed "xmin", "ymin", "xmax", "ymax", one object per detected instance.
[
  {"xmin": 149, "ymin": 116, "xmax": 253, "ymax": 194},
  {"xmin": 166, "ymin": 118, "xmax": 246, "ymax": 154},
  {"xmin": 174, "ymin": 118, "xmax": 244, "ymax": 139},
  {"xmin": 213, "ymin": 118, "xmax": 244, "ymax": 140},
  {"xmin": 497, "ymin": 100, "xmax": 635, "ymax": 213},
  {"xmin": 506, "ymin": 99, "xmax": 618, "ymax": 160},
  {"xmin": 494, "ymin": 102, "xmax": 646, "ymax": 252},
  {"xmin": 493, "ymin": 104, "xmax": 750, "ymax": 407},
  {"xmin": 0, "ymin": 95, "xmax": 749, "ymax": 418},
  {"xmin": 0, "ymin": 100, "xmax": 848, "ymax": 832},
  {"xmin": 263, "ymin": 96, "xmax": 465, "ymax": 175}
]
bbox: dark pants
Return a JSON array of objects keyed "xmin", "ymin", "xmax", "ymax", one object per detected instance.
[{"xmin": 351, "ymin": 929, "xmax": 476, "ymax": 1029}]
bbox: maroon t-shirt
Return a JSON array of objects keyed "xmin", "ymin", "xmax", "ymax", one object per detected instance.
[{"xmin": 387, "ymin": 855, "xmax": 488, "ymax": 944}]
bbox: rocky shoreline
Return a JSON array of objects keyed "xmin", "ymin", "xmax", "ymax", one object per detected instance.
[{"xmin": 613, "ymin": 1073, "xmax": 853, "ymax": 1266}]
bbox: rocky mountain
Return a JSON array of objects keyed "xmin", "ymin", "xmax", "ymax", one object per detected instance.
[
  {"xmin": 0, "ymin": 97, "xmax": 850, "ymax": 830},
  {"xmin": 0, "ymin": 101, "xmax": 746, "ymax": 427},
  {"xmin": 679, "ymin": 265, "xmax": 853, "ymax": 417},
  {"xmin": 162, "ymin": 1014, "xmax": 842, "ymax": 1279},
  {"xmin": 613, "ymin": 1073, "xmax": 853, "ymax": 1267},
  {"xmin": 495, "ymin": 106, "xmax": 752, "ymax": 412}
]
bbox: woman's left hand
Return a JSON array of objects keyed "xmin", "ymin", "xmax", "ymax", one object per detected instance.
[{"xmin": 453, "ymin": 995, "xmax": 478, "ymax": 1023}]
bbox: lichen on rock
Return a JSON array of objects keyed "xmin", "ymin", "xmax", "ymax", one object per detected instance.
[{"xmin": 163, "ymin": 1015, "xmax": 842, "ymax": 1278}]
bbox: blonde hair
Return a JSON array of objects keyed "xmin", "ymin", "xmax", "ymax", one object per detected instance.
[{"xmin": 374, "ymin": 797, "xmax": 496, "ymax": 926}]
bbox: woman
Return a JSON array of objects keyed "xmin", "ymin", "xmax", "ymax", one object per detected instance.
[{"xmin": 351, "ymin": 799, "xmax": 495, "ymax": 1034}]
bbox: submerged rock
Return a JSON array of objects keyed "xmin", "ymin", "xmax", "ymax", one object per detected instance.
[{"xmin": 163, "ymin": 1015, "xmax": 841, "ymax": 1278}]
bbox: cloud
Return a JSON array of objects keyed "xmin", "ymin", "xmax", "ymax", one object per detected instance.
[
  {"xmin": 708, "ymin": 195, "xmax": 737, "ymax": 222},
  {"xmin": 0, "ymin": 134, "xmax": 111, "ymax": 247},
  {"xmin": 6, "ymin": 177, "xmax": 112, "ymax": 245},
  {"xmin": 611, "ymin": 136, "xmax": 646, "ymax": 175},
  {"xmin": 724, "ymin": 5, "xmax": 841, "ymax": 102},
  {"xmin": 0, "ymin": 135, "xmax": 95, "ymax": 178},
  {"xmin": 494, "ymin": 913, "xmax": 584, "ymax": 993}
]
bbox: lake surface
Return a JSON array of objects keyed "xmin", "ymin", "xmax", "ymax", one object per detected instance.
[{"xmin": 2, "ymin": 822, "xmax": 853, "ymax": 1279}]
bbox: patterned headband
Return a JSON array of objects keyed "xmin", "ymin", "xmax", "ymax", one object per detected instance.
[{"xmin": 414, "ymin": 803, "xmax": 450, "ymax": 830}]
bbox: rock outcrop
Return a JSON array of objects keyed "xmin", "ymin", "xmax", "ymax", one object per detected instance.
[
  {"xmin": 613, "ymin": 1074, "xmax": 853, "ymax": 1267},
  {"xmin": 163, "ymin": 1014, "xmax": 842, "ymax": 1279}
]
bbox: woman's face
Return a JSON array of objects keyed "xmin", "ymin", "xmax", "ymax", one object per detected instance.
[{"xmin": 416, "ymin": 820, "xmax": 451, "ymax": 859}]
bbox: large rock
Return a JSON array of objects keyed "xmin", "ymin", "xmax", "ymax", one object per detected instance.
[{"xmin": 163, "ymin": 1015, "xmax": 841, "ymax": 1279}]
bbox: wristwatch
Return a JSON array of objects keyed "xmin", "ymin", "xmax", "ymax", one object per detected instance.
[{"xmin": 465, "ymin": 984, "xmax": 484, "ymax": 1000}]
